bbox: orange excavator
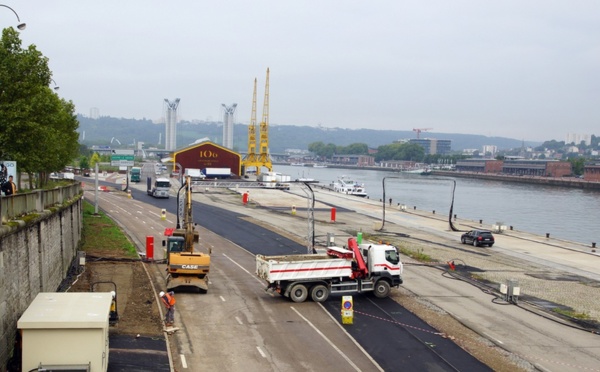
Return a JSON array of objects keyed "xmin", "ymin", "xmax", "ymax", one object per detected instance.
[{"xmin": 163, "ymin": 176, "xmax": 211, "ymax": 292}]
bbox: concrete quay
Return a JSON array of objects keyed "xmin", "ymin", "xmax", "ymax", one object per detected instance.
[{"xmin": 217, "ymin": 185, "xmax": 600, "ymax": 327}]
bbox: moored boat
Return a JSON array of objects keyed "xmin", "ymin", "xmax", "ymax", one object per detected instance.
[{"xmin": 329, "ymin": 176, "xmax": 367, "ymax": 197}]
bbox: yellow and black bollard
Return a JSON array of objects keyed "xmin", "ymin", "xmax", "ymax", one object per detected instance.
[
  {"xmin": 341, "ymin": 296, "xmax": 353, "ymax": 325},
  {"xmin": 161, "ymin": 209, "xmax": 166, "ymax": 220}
]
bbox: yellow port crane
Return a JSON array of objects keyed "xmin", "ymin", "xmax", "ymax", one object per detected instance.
[
  {"xmin": 242, "ymin": 68, "xmax": 272, "ymax": 175},
  {"xmin": 243, "ymin": 78, "xmax": 258, "ymax": 165}
]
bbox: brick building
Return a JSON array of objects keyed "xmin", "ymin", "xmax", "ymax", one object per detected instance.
[
  {"xmin": 331, "ymin": 154, "xmax": 375, "ymax": 167},
  {"xmin": 584, "ymin": 164, "xmax": 600, "ymax": 182},
  {"xmin": 455, "ymin": 159, "xmax": 503, "ymax": 173}
]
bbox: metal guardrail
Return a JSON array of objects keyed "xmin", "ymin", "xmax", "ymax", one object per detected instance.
[{"xmin": 1, "ymin": 183, "xmax": 82, "ymax": 224}]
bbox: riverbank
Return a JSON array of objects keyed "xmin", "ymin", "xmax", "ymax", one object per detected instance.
[
  {"xmin": 431, "ymin": 170, "xmax": 600, "ymax": 190},
  {"xmin": 274, "ymin": 162, "xmax": 600, "ymax": 190}
]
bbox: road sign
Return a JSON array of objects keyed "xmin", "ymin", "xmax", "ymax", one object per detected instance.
[
  {"xmin": 112, "ymin": 149, "xmax": 134, "ymax": 155},
  {"xmin": 111, "ymin": 154, "xmax": 134, "ymax": 167}
]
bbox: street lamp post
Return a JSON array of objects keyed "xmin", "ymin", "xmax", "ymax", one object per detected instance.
[
  {"xmin": 378, "ymin": 176, "xmax": 401, "ymax": 231},
  {"xmin": 0, "ymin": 4, "xmax": 26, "ymax": 30}
]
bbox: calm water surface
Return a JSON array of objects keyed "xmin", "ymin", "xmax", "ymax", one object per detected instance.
[{"xmin": 275, "ymin": 165, "xmax": 599, "ymax": 245}]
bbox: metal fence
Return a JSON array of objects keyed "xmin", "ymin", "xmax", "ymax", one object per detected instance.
[{"xmin": 0, "ymin": 183, "xmax": 82, "ymax": 223}]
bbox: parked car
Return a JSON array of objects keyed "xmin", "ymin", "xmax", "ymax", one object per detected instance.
[{"xmin": 461, "ymin": 230, "xmax": 495, "ymax": 247}]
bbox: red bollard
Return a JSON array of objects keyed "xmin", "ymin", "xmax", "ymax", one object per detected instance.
[
  {"xmin": 331, "ymin": 207, "xmax": 336, "ymax": 223},
  {"xmin": 146, "ymin": 236, "xmax": 154, "ymax": 261},
  {"xmin": 242, "ymin": 192, "xmax": 249, "ymax": 205}
]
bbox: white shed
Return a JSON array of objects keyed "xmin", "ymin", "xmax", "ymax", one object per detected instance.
[{"xmin": 18, "ymin": 292, "xmax": 112, "ymax": 372}]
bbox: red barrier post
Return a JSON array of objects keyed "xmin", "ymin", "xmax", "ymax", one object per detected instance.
[
  {"xmin": 331, "ymin": 207, "xmax": 336, "ymax": 223},
  {"xmin": 242, "ymin": 192, "xmax": 249, "ymax": 205},
  {"xmin": 146, "ymin": 236, "xmax": 154, "ymax": 261}
]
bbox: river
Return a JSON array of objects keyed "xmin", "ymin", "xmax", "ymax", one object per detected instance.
[{"xmin": 274, "ymin": 164, "xmax": 599, "ymax": 246}]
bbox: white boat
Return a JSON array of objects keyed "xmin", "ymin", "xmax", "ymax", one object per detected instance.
[
  {"xmin": 290, "ymin": 163, "xmax": 305, "ymax": 166},
  {"xmin": 401, "ymin": 168, "xmax": 430, "ymax": 175},
  {"xmin": 312, "ymin": 164, "xmax": 328, "ymax": 168},
  {"xmin": 329, "ymin": 176, "xmax": 367, "ymax": 197}
]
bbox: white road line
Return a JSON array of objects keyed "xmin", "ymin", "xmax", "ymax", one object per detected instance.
[
  {"xmin": 319, "ymin": 303, "xmax": 384, "ymax": 372},
  {"xmin": 220, "ymin": 296, "xmax": 226, "ymax": 302},
  {"xmin": 318, "ymin": 303, "xmax": 384, "ymax": 371},
  {"xmin": 290, "ymin": 306, "xmax": 361, "ymax": 372},
  {"xmin": 235, "ymin": 316, "xmax": 243, "ymax": 325},
  {"xmin": 222, "ymin": 253, "xmax": 264, "ymax": 285},
  {"xmin": 256, "ymin": 347, "xmax": 267, "ymax": 358},
  {"xmin": 180, "ymin": 354, "xmax": 188, "ymax": 369}
]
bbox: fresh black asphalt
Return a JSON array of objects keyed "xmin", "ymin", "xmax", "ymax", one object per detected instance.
[{"xmin": 110, "ymin": 186, "xmax": 491, "ymax": 371}]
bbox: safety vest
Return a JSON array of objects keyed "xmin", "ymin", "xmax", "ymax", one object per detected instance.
[{"xmin": 161, "ymin": 293, "xmax": 176, "ymax": 307}]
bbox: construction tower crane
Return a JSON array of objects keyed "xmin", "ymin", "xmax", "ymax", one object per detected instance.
[
  {"xmin": 242, "ymin": 68, "xmax": 272, "ymax": 175},
  {"xmin": 413, "ymin": 128, "xmax": 433, "ymax": 139}
]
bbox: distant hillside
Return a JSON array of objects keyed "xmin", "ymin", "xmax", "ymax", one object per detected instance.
[{"xmin": 77, "ymin": 115, "xmax": 538, "ymax": 153}]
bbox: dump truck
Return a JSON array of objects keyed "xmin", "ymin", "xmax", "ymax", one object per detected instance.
[
  {"xmin": 256, "ymin": 237, "xmax": 403, "ymax": 302},
  {"xmin": 163, "ymin": 176, "xmax": 211, "ymax": 292}
]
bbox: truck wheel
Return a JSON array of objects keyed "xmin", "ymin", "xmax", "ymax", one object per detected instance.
[
  {"xmin": 374, "ymin": 280, "xmax": 391, "ymax": 298},
  {"xmin": 310, "ymin": 284, "xmax": 329, "ymax": 302},
  {"xmin": 289, "ymin": 284, "xmax": 308, "ymax": 303}
]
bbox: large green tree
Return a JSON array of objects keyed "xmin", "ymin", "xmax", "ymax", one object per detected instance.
[
  {"xmin": 0, "ymin": 27, "xmax": 79, "ymax": 188},
  {"xmin": 375, "ymin": 142, "xmax": 425, "ymax": 162}
]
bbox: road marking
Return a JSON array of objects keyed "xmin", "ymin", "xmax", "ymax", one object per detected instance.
[
  {"xmin": 318, "ymin": 303, "xmax": 384, "ymax": 372},
  {"xmin": 180, "ymin": 354, "xmax": 188, "ymax": 369},
  {"xmin": 220, "ymin": 296, "xmax": 226, "ymax": 302},
  {"xmin": 223, "ymin": 253, "xmax": 264, "ymax": 285},
  {"xmin": 290, "ymin": 306, "xmax": 361, "ymax": 372},
  {"xmin": 256, "ymin": 346, "xmax": 266, "ymax": 358},
  {"xmin": 235, "ymin": 316, "xmax": 243, "ymax": 325}
]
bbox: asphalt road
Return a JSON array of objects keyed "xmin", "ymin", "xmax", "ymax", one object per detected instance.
[
  {"xmin": 86, "ymin": 178, "xmax": 489, "ymax": 371},
  {"xmin": 86, "ymin": 170, "xmax": 600, "ymax": 372}
]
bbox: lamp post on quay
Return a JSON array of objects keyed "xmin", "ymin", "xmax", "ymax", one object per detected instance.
[{"xmin": 0, "ymin": 4, "xmax": 26, "ymax": 30}]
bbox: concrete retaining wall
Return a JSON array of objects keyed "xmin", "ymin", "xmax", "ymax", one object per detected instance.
[{"xmin": 0, "ymin": 198, "xmax": 83, "ymax": 371}]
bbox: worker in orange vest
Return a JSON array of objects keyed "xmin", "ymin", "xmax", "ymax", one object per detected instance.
[{"xmin": 159, "ymin": 291, "xmax": 176, "ymax": 326}]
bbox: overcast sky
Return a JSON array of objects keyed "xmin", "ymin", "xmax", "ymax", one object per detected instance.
[{"xmin": 4, "ymin": 1, "xmax": 599, "ymax": 142}]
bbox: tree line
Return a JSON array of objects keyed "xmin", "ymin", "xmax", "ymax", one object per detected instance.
[
  {"xmin": 308, "ymin": 141, "xmax": 467, "ymax": 164},
  {"xmin": 0, "ymin": 27, "xmax": 79, "ymax": 189}
]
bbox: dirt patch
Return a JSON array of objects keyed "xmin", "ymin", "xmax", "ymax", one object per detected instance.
[{"xmin": 68, "ymin": 259, "xmax": 163, "ymax": 337}]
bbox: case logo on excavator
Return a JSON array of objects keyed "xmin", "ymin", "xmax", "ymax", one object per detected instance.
[{"xmin": 182, "ymin": 264, "xmax": 199, "ymax": 269}]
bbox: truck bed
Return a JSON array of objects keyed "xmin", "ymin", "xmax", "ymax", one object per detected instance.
[{"xmin": 256, "ymin": 254, "xmax": 353, "ymax": 283}]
